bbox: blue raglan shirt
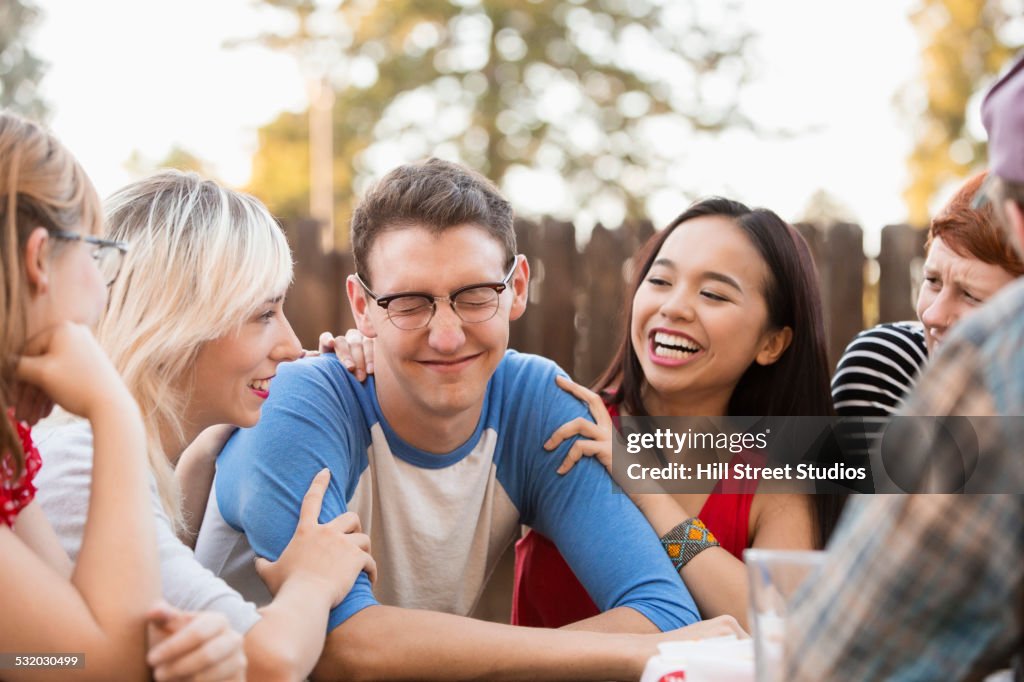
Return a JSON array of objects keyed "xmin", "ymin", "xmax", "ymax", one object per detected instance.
[{"xmin": 205, "ymin": 350, "xmax": 700, "ymax": 632}]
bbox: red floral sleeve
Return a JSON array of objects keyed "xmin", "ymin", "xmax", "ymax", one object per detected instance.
[{"xmin": 1, "ymin": 412, "xmax": 43, "ymax": 528}]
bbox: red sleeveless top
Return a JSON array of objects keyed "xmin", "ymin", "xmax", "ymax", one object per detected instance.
[
  {"xmin": 511, "ymin": 403, "xmax": 757, "ymax": 627},
  {"xmin": 1, "ymin": 411, "xmax": 43, "ymax": 528}
]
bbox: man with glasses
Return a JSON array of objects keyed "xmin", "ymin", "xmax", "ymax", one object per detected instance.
[
  {"xmin": 784, "ymin": 55, "xmax": 1024, "ymax": 681},
  {"xmin": 197, "ymin": 158, "xmax": 732, "ymax": 680}
]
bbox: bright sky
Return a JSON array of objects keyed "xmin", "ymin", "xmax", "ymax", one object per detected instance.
[{"xmin": 31, "ymin": 0, "xmax": 928, "ymax": 254}]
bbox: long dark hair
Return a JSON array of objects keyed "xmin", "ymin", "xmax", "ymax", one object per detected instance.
[{"xmin": 595, "ymin": 197, "xmax": 844, "ymax": 545}]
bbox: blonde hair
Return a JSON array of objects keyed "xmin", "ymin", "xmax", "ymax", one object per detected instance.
[
  {"xmin": 100, "ymin": 171, "xmax": 293, "ymax": 533},
  {"xmin": 0, "ymin": 111, "xmax": 101, "ymax": 478}
]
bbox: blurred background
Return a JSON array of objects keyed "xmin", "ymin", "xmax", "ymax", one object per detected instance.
[{"xmin": 5, "ymin": 0, "xmax": 1023, "ymax": 379}]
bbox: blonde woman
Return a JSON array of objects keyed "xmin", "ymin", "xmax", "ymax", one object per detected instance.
[
  {"xmin": 0, "ymin": 110, "xmax": 160, "ymax": 680},
  {"xmin": 34, "ymin": 171, "xmax": 375, "ymax": 681}
]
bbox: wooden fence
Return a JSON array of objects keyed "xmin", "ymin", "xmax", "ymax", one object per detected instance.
[{"xmin": 282, "ymin": 218, "xmax": 928, "ymax": 377}]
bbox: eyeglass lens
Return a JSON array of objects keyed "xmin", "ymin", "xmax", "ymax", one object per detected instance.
[
  {"xmin": 93, "ymin": 246, "xmax": 124, "ymax": 286},
  {"xmin": 387, "ymin": 286, "xmax": 501, "ymax": 329}
]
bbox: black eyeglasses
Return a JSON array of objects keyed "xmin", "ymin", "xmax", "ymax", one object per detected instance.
[
  {"xmin": 356, "ymin": 256, "xmax": 520, "ymax": 330},
  {"xmin": 48, "ymin": 229, "xmax": 129, "ymax": 286}
]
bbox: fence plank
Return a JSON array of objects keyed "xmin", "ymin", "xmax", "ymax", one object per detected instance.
[
  {"xmin": 822, "ymin": 223, "xmax": 865, "ymax": 369},
  {"xmin": 878, "ymin": 223, "xmax": 926, "ymax": 324},
  {"xmin": 537, "ymin": 218, "xmax": 578, "ymax": 373},
  {"xmin": 579, "ymin": 224, "xmax": 629, "ymax": 384}
]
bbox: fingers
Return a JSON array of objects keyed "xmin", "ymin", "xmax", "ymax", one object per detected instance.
[
  {"xmin": 148, "ymin": 611, "xmax": 227, "ymax": 668},
  {"xmin": 556, "ymin": 438, "xmax": 611, "ymax": 475},
  {"xmin": 343, "ymin": 329, "xmax": 367, "ymax": 381},
  {"xmin": 544, "ymin": 417, "xmax": 605, "ymax": 451},
  {"xmin": 361, "ymin": 334, "xmax": 374, "ymax": 375},
  {"xmin": 150, "ymin": 614, "xmax": 242, "ymax": 681},
  {"xmin": 555, "ymin": 375, "xmax": 613, "ymax": 429},
  {"xmin": 318, "ymin": 331, "xmax": 336, "ymax": 353},
  {"xmin": 253, "ymin": 556, "xmax": 271, "ymax": 581},
  {"xmin": 347, "ymin": 531, "xmax": 371, "ymax": 554},
  {"xmin": 190, "ymin": 647, "xmax": 247, "ymax": 682},
  {"xmin": 11, "ymin": 354, "xmax": 44, "ymax": 386},
  {"xmin": 145, "ymin": 600, "xmax": 185, "ymax": 631},
  {"xmin": 327, "ymin": 510, "xmax": 362, "ymax": 534},
  {"xmin": 299, "ymin": 468, "xmax": 331, "ymax": 526},
  {"xmin": 363, "ymin": 555, "xmax": 378, "ymax": 585}
]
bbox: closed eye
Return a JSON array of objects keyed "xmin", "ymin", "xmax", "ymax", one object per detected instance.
[
  {"xmin": 646, "ymin": 276, "xmax": 671, "ymax": 287},
  {"xmin": 701, "ymin": 290, "xmax": 729, "ymax": 302}
]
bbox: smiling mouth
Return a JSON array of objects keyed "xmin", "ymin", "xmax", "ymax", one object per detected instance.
[
  {"xmin": 651, "ymin": 330, "xmax": 703, "ymax": 359},
  {"xmin": 418, "ymin": 353, "xmax": 482, "ymax": 372},
  {"xmin": 247, "ymin": 377, "xmax": 273, "ymax": 397}
]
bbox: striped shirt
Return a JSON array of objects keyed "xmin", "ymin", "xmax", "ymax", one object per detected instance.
[{"xmin": 831, "ymin": 322, "xmax": 928, "ymax": 417}]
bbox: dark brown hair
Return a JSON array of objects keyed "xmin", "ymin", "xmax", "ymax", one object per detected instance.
[
  {"xmin": 594, "ymin": 197, "xmax": 844, "ymax": 545},
  {"xmin": 927, "ymin": 170, "xmax": 1024, "ymax": 277},
  {"xmin": 350, "ymin": 158, "xmax": 515, "ymax": 286}
]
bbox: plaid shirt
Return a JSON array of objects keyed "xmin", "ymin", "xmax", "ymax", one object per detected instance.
[{"xmin": 785, "ymin": 278, "xmax": 1024, "ymax": 681}]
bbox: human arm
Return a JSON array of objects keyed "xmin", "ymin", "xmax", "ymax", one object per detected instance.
[
  {"xmin": 313, "ymin": 605, "xmax": 743, "ymax": 682},
  {"xmin": 509, "ymin": 361, "xmax": 699, "ymax": 633},
  {"xmin": 144, "ymin": 471, "xmax": 375, "ymax": 682},
  {"xmin": 241, "ymin": 468, "xmax": 375, "ymax": 681},
  {"xmin": 2, "ymin": 322, "xmax": 159, "ymax": 680},
  {"xmin": 548, "ymin": 376, "xmax": 815, "ymax": 630},
  {"xmin": 176, "ymin": 425, "xmax": 236, "ymax": 546}
]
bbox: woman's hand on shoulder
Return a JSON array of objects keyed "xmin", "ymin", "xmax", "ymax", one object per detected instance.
[
  {"xmin": 311, "ymin": 329, "xmax": 374, "ymax": 382},
  {"xmin": 146, "ymin": 602, "xmax": 246, "ymax": 682},
  {"xmin": 254, "ymin": 468, "xmax": 376, "ymax": 609},
  {"xmin": 545, "ymin": 375, "xmax": 614, "ymax": 475}
]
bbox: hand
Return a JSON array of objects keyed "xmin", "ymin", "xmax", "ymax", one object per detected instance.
[
  {"xmin": 255, "ymin": 469, "xmax": 376, "ymax": 608},
  {"xmin": 544, "ymin": 375, "xmax": 614, "ymax": 475},
  {"xmin": 146, "ymin": 602, "xmax": 246, "ymax": 682},
  {"xmin": 13, "ymin": 321, "xmax": 134, "ymax": 422},
  {"xmin": 319, "ymin": 329, "xmax": 374, "ymax": 382},
  {"xmin": 653, "ymin": 614, "xmax": 748, "ymax": 642},
  {"xmin": 9, "ymin": 380, "xmax": 54, "ymax": 426}
]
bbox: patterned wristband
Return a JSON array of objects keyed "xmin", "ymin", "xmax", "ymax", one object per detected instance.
[{"xmin": 660, "ymin": 518, "xmax": 720, "ymax": 571}]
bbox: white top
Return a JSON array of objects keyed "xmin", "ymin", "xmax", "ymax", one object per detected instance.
[{"xmin": 33, "ymin": 416, "xmax": 261, "ymax": 634}]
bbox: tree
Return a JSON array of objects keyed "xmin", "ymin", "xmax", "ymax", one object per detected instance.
[
  {"xmin": 123, "ymin": 145, "xmax": 219, "ymax": 181},
  {"xmin": 902, "ymin": 0, "xmax": 1022, "ymax": 225},
  {"xmin": 243, "ymin": 0, "xmax": 754, "ymax": 247},
  {"xmin": 0, "ymin": 0, "xmax": 48, "ymax": 120}
]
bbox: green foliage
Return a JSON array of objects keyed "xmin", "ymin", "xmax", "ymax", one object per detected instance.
[
  {"xmin": 903, "ymin": 0, "xmax": 1022, "ymax": 225},
  {"xmin": 0, "ymin": 0, "xmax": 48, "ymax": 120},
  {"xmin": 244, "ymin": 0, "xmax": 753, "ymax": 246}
]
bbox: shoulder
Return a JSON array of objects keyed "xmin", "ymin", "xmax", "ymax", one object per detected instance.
[
  {"xmin": 490, "ymin": 351, "xmax": 587, "ymax": 421},
  {"xmin": 841, "ymin": 322, "xmax": 927, "ymax": 361},
  {"xmin": 493, "ymin": 349, "xmax": 564, "ymax": 384},
  {"xmin": 242, "ymin": 354, "xmax": 373, "ymax": 431}
]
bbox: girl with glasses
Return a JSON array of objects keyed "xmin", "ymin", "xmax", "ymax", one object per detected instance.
[
  {"xmin": 0, "ymin": 110, "xmax": 160, "ymax": 680},
  {"xmin": 33, "ymin": 170, "xmax": 376, "ymax": 681}
]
